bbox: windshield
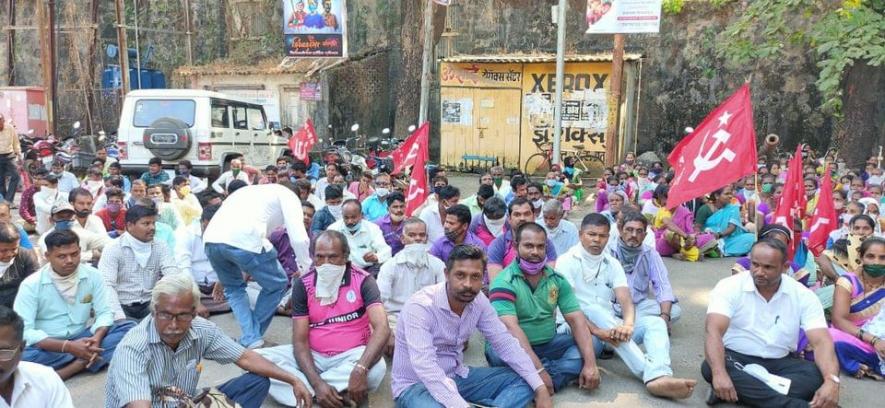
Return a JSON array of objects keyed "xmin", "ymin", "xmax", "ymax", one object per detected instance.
[{"xmin": 133, "ymin": 99, "xmax": 196, "ymax": 127}]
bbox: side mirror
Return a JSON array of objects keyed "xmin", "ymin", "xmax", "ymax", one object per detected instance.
[
  {"xmin": 27, "ymin": 129, "xmax": 34, "ymax": 135},
  {"xmin": 73, "ymin": 121, "xmax": 81, "ymax": 130},
  {"xmin": 350, "ymin": 124, "xmax": 360, "ymax": 132},
  {"xmin": 382, "ymin": 128, "xmax": 390, "ymax": 135}
]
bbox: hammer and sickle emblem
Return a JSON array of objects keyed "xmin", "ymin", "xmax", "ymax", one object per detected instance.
[
  {"xmin": 689, "ymin": 129, "xmax": 736, "ymax": 182},
  {"xmin": 810, "ymin": 214, "xmax": 830, "ymax": 233},
  {"xmin": 406, "ymin": 179, "xmax": 425, "ymax": 202}
]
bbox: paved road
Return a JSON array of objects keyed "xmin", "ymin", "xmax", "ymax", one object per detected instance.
[{"xmin": 61, "ymin": 175, "xmax": 878, "ymax": 407}]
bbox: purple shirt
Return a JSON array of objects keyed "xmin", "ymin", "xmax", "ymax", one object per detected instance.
[
  {"xmin": 269, "ymin": 227, "xmax": 300, "ymax": 279},
  {"xmin": 391, "ymin": 282, "xmax": 544, "ymax": 406},
  {"xmin": 429, "ymin": 232, "xmax": 487, "ymax": 264},
  {"xmin": 374, "ymin": 215, "xmax": 404, "ymax": 255},
  {"xmin": 610, "ymin": 244, "xmax": 675, "ymax": 304}
]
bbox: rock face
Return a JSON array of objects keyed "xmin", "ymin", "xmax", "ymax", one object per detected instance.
[{"xmin": 3, "ymin": 1, "xmax": 876, "ymax": 161}]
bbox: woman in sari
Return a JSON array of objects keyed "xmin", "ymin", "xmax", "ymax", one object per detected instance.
[
  {"xmin": 696, "ymin": 186, "xmax": 755, "ymax": 257},
  {"xmin": 731, "ymin": 224, "xmax": 811, "ymax": 286},
  {"xmin": 650, "ymin": 185, "xmax": 717, "ymax": 258},
  {"xmin": 828, "ymin": 236, "xmax": 885, "ymax": 379}
]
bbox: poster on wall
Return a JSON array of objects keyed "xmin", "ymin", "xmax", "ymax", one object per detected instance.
[
  {"xmin": 441, "ymin": 99, "xmax": 473, "ymax": 125},
  {"xmin": 283, "ymin": 0, "xmax": 348, "ymax": 57},
  {"xmin": 522, "ymin": 63, "xmax": 610, "ymax": 153},
  {"xmin": 585, "ymin": 0, "xmax": 662, "ymax": 34}
]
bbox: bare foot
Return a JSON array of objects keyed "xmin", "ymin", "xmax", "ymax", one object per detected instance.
[
  {"xmin": 56, "ymin": 359, "xmax": 89, "ymax": 380},
  {"xmin": 646, "ymin": 376, "xmax": 697, "ymax": 399}
]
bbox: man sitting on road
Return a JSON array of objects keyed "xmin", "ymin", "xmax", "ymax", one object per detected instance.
[
  {"xmin": 558, "ymin": 213, "xmax": 696, "ymax": 399},
  {"xmin": 37, "ymin": 202, "xmax": 111, "ymax": 265},
  {"xmin": 420, "ymin": 186, "xmax": 461, "ymax": 243},
  {"xmin": 377, "ymin": 218, "xmax": 446, "ymax": 356},
  {"xmin": 0, "ymin": 306, "xmax": 74, "ymax": 407},
  {"xmin": 0, "ymin": 222, "xmax": 38, "ymax": 308},
  {"xmin": 33, "ymin": 173, "xmax": 62, "ymax": 235},
  {"xmin": 311, "ymin": 185, "xmax": 344, "ymax": 236},
  {"xmin": 375, "ymin": 192, "xmax": 407, "ymax": 256},
  {"xmin": 391, "ymin": 245, "xmax": 554, "ymax": 408},
  {"xmin": 487, "ymin": 222, "xmax": 601, "ymax": 394},
  {"xmin": 256, "ymin": 231, "xmax": 388, "ymax": 407},
  {"xmin": 611, "ymin": 211, "xmax": 682, "ymax": 330},
  {"xmin": 18, "ymin": 168, "xmax": 47, "ymax": 233},
  {"xmin": 461, "ymin": 184, "xmax": 495, "ymax": 217},
  {"xmin": 469, "ymin": 196, "xmax": 507, "ymax": 247},
  {"xmin": 105, "ymin": 273, "xmax": 311, "ymax": 408},
  {"xmin": 329, "ymin": 200, "xmax": 391, "ymax": 276},
  {"xmin": 702, "ymin": 239, "xmax": 840, "ymax": 407},
  {"xmin": 487, "ymin": 198, "xmax": 557, "ymax": 284},
  {"xmin": 139, "ymin": 157, "xmax": 170, "ymax": 186},
  {"xmin": 211, "ymin": 158, "xmax": 251, "ymax": 194},
  {"xmin": 430, "ymin": 204, "xmax": 487, "ymax": 263},
  {"xmin": 14, "ymin": 230, "xmax": 134, "ymax": 380},
  {"xmin": 0, "ymin": 202, "xmax": 32, "ymax": 250},
  {"xmin": 362, "ymin": 172, "xmax": 393, "ymax": 221},
  {"xmin": 68, "ymin": 188, "xmax": 107, "ymax": 236},
  {"xmin": 94, "ymin": 188, "xmax": 126, "ymax": 238},
  {"xmin": 175, "ymin": 204, "xmax": 229, "ymax": 314},
  {"xmin": 99, "ymin": 202, "xmax": 182, "ymax": 321},
  {"xmin": 539, "ymin": 199, "xmax": 579, "ymax": 255}
]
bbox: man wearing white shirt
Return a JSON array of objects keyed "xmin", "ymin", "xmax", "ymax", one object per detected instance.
[
  {"xmin": 204, "ymin": 183, "xmax": 312, "ymax": 349},
  {"xmin": 68, "ymin": 188, "xmax": 107, "ymax": 236},
  {"xmin": 490, "ymin": 166, "xmax": 512, "ymax": 198},
  {"xmin": 557, "ymin": 213, "xmax": 696, "ymax": 399},
  {"xmin": 702, "ymin": 239, "xmax": 840, "ymax": 407},
  {"xmin": 33, "ymin": 174, "xmax": 62, "ymax": 235},
  {"xmin": 211, "ymin": 158, "xmax": 251, "ymax": 194},
  {"xmin": 376, "ymin": 218, "xmax": 445, "ymax": 355},
  {"xmin": 539, "ymin": 199, "xmax": 579, "ymax": 255},
  {"xmin": 0, "ymin": 306, "xmax": 73, "ymax": 408},
  {"xmin": 329, "ymin": 200, "xmax": 391, "ymax": 277}
]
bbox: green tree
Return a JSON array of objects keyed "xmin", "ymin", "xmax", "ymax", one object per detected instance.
[{"xmin": 716, "ymin": 0, "xmax": 884, "ymax": 166}]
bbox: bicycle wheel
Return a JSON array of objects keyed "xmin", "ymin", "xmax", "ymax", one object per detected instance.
[{"xmin": 524, "ymin": 153, "xmax": 550, "ymax": 176}]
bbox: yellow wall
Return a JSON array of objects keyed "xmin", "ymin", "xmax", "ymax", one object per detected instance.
[{"xmin": 439, "ymin": 61, "xmax": 613, "ymax": 171}]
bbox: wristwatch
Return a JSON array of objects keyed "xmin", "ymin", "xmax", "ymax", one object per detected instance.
[{"xmin": 828, "ymin": 374, "xmax": 841, "ymax": 384}]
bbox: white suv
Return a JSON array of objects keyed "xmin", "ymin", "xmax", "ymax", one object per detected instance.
[{"xmin": 117, "ymin": 89, "xmax": 289, "ymax": 178}]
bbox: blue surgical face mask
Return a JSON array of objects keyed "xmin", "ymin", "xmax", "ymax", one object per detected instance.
[
  {"xmin": 54, "ymin": 219, "xmax": 74, "ymax": 231},
  {"xmin": 347, "ymin": 222, "xmax": 361, "ymax": 234}
]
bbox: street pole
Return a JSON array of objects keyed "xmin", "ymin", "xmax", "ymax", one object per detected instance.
[
  {"xmin": 604, "ymin": 33, "xmax": 625, "ymax": 167},
  {"xmin": 552, "ymin": 0, "xmax": 567, "ymax": 165},
  {"xmin": 418, "ymin": 0, "xmax": 434, "ymax": 125},
  {"xmin": 114, "ymin": 0, "xmax": 130, "ymax": 98}
]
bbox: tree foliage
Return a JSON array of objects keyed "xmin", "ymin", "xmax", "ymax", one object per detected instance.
[{"xmin": 715, "ymin": 0, "xmax": 885, "ymax": 115}]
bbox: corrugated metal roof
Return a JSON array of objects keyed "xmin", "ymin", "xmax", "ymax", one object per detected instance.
[
  {"xmin": 174, "ymin": 57, "xmax": 346, "ymax": 78},
  {"xmin": 440, "ymin": 53, "xmax": 643, "ymax": 63}
]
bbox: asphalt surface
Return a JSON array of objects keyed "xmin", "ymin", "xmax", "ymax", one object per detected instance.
[{"xmin": 57, "ymin": 174, "xmax": 879, "ymax": 407}]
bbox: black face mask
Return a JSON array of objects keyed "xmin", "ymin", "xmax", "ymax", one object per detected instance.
[{"xmin": 76, "ymin": 210, "xmax": 91, "ymax": 218}]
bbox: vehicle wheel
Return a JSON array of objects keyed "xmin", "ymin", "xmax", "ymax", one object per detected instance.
[
  {"xmin": 524, "ymin": 153, "xmax": 550, "ymax": 176},
  {"xmin": 142, "ymin": 117, "xmax": 192, "ymax": 161}
]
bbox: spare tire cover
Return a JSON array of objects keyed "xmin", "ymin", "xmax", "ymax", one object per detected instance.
[{"xmin": 143, "ymin": 117, "xmax": 192, "ymax": 161}]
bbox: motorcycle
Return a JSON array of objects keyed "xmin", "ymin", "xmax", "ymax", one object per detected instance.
[
  {"xmin": 24, "ymin": 121, "xmax": 81, "ymax": 174},
  {"xmin": 322, "ymin": 123, "xmax": 369, "ymax": 181}
]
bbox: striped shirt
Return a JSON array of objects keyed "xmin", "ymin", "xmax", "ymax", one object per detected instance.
[
  {"xmin": 98, "ymin": 233, "xmax": 178, "ymax": 320},
  {"xmin": 105, "ymin": 316, "xmax": 246, "ymax": 408},
  {"xmin": 391, "ymin": 282, "xmax": 544, "ymax": 406}
]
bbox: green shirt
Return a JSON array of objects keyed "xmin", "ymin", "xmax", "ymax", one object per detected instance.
[{"xmin": 488, "ymin": 261, "xmax": 580, "ymax": 345}]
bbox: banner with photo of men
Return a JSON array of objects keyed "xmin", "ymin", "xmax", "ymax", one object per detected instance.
[{"xmin": 283, "ymin": 0, "xmax": 348, "ymax": 57}]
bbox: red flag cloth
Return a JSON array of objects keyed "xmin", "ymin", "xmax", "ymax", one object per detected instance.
[
  {"xmin": 808, "ymin": 165, "xmax": 838, "ymax": 257},
  {"xmin": 404, "ymin": 145, "xmax": 429, "ymax": 217},
  {"xmin": 666, "ymin": 85, "xmax": 758, "ymax": 208},
  {"xmin": 391, "ymin": 123, "xmax": 430, "ymax": 175},
  {"xmin": 288, "ymin": 119, "xmax": 318, "ymax": 165},
  {"xmin": 771, "ymin": 145, "xmax": 807, "ymax": 259}
]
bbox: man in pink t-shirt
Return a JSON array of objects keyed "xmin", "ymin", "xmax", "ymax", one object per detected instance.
[{"xmin": 256, "ymin": 231, "xmax": 389, "ymax": 407}]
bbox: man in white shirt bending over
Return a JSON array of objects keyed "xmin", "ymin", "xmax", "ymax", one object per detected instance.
[
  {"xmin": 204, "ymin": 183, "xmax": 311, "ymax": 349},
  {"xmin": 702, "ymin": 239, "xmax": 840, "ymax": 407}
]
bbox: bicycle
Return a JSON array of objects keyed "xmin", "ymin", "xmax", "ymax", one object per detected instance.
[{"xmin": 523, "ymin": 140, "xmax": 604, "ymax": 176}]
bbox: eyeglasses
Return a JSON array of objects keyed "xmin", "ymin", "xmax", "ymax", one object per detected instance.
[
  {"xmin": 155, "ymin": 312, "xmax": 196, "ymax": 322},
  {"xmin": 0, "ymin": 344, "xmax": 21, "ymax": 361}
]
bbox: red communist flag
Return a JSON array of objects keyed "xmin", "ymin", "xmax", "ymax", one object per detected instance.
[
  {"xmin": 666, "ymin": 85, "xmax": 758, "ymax": 208},
  {"xmin": 404, "ymin": 142, "xmax": 429, "ymax": 217},
  {"xmin": 771, "ymin": 145, "xmax": 807, "ymax": 259},
  {"xmin": 391, "ymin": 123, "xmax": 430, "ymax": 175},
  {"xmin": 808, "ymin": 165, "xmax": 838, "ymax": 257},
  {"xmin": 288, "ymin": 119, "xmax": 318, "ymax": 165}
]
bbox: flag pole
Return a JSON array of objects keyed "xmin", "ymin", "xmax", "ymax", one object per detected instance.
[{"xmin": 754, "ymin": 171, "xmax": 759, "ymax": 241}]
